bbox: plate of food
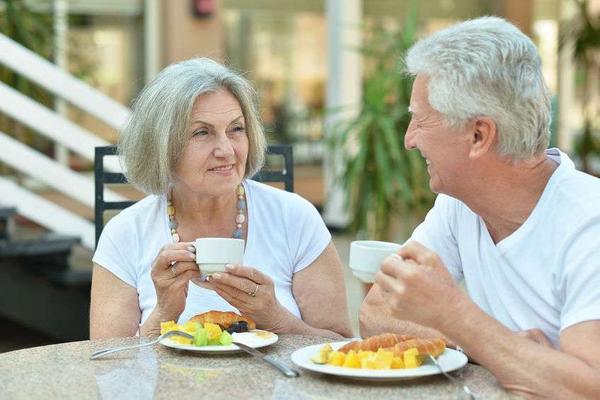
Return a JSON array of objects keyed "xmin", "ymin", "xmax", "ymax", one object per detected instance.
[
  {"xmin": 159, "ymin": 311, "xmax": 278, "ymax": 353},
  {"xmin": 290, "ymin": 333, "xmax": 468, "ymax": 381}
]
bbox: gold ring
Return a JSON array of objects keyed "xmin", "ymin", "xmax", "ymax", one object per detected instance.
[{"xmin": 248, "ymin": 284, "xmax": 259, "ymax": 297}]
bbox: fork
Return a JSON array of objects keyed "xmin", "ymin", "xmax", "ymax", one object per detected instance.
[
  {"xmin": 90, "ymin": 330, "xmax": 194, "ymax": 360},
  {"xmin": 427, "ymin": 354, "xmax": 478, "ymax": 399}
]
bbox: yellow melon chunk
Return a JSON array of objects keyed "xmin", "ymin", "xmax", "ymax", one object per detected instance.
[{"xmin": 342, "ymin": 350, "xmax": 361, "ymax": 368}]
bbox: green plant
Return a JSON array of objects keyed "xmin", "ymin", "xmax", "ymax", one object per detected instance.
[
  {"xmin": 560, "ymin": 0, "xmax": 600, "ymax": 175},
  {"xmin": 331, "ymin": 3, "xmax": 435, "ymax": 241}
]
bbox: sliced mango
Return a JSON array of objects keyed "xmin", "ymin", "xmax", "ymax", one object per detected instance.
[{"xmin": 342, "ymin": 350, "xmax": 361, "ymax": 368}]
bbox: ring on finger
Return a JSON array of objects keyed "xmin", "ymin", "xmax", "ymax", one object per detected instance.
[
  {"xmin": 170, "ymin": 263, "xmax": 177, "ymax": 277},
  {"xmin": 247, "ymin": 283, "xmax": 259, "ymax": 297}
]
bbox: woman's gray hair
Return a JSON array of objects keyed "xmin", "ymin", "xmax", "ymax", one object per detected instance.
[
  {"xmin": 405, "ymin": 16, "xmax": 551, "ymax": 160},
  {"xmin": 119, "ymin": 58, "xmax": 267, "ymax": 194}
]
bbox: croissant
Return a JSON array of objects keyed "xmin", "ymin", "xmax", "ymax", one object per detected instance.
[
  {"xmin": 189, "ymin": 311, "xmax": 256, "ymax": 330},
  {"xmin": 338, "ymin": 333, "xmax": 414, "ymax": 353},
  {"xmin": 384, "ymin": 338, "xmax": 447, "ymax": 358}
]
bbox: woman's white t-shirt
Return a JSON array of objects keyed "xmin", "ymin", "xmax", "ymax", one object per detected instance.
[{"xmin": 93, "ymin": 179, "xmax": 331, "ymax": 326}]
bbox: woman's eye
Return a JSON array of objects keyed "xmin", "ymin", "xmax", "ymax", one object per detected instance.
[
  {"xmin": 231, "ymin": 126, "xmax": 246, "ymax": 133},
  {"xmin": 193, "ymin": 129, "xmax": 209, "ymax": 137}
]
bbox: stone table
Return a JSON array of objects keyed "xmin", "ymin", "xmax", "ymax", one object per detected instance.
[{"xmin": 0, "ymin": 334, "xmax": 515, "ymax": 399}]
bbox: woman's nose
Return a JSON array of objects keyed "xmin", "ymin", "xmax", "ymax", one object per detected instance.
[{"xmin": 213, "ymin": 134, "xmax": 235, "ymax": 157}]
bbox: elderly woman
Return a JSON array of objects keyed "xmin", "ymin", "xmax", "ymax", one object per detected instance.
[{"xmin": 90, "ymin": 58, "xmax": 352, "ymax": 339}]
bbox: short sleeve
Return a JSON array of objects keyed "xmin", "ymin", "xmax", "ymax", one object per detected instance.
[
  {"xmin": 409, "ymin": 194, "xmax": 463, "ymax": 282},
  {"xmin": 285, "ymin": 194, "xmax": 332, "ymax": 274},
  {"xmin": 559, "ymin": 217, "xmax": 600, "ymax": 331},
  {"xmin": 92, "ymin": 213, "xmax": 140, "ymax": 288}
]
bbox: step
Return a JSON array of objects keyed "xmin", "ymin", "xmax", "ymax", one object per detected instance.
[{"xmin": 0, "ymin": 233, "xmax": 80, "ymax": 269}]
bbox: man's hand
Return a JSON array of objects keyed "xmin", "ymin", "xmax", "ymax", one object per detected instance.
[{"xmin": 374, "ymin": 241, "xmax": 466, "ymax": 330}]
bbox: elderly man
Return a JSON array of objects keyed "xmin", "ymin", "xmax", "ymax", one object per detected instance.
[{"xmin": 360, "ymin": 17, "xmax": 600, "ymax": 398}]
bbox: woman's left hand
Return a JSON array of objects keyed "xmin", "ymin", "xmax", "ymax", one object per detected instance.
[{"xmin": 208, "ymin": 264, "xmax": 289, "ymax": 331}]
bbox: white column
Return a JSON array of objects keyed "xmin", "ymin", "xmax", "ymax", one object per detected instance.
[
  {"xmin": 144, "ymin": 0, "xmax": 162, "ymax": 83},
  {"xmin": 323, "ymin": 0, "xmax": 362, "ymax": 228},
  {"xmin": 53, "ymin": 0, "xmax": 69, "ymax": 166}
]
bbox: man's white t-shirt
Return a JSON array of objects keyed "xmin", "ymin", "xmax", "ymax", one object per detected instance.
[
  {"xmin": 410, "ymin": 148, "xmax": 600, "ymax": 345},
  {"xmin": 93, "ymin": 179, "xmax": 331, "ymax": 326}
]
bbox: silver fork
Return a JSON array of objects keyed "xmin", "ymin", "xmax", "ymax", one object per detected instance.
[
  {"xmin": 427, "ymin": 354, "xmax": 477, "ymax": 399},
  {"xmin": 90, "ymin": 330, "xmax": 194, "ymax": 360}
]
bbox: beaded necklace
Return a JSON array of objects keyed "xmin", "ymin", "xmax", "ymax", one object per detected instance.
[{"xmin": 167, "ymin": 184, "xmax": 247, "ymax": 242}]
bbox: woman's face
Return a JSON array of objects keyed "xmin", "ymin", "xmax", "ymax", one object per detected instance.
[{"xmin": 173, "ymin": 88, "xmax": 249, "ymax": 197}]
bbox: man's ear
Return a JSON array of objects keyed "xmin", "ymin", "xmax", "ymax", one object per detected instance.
[{"xmin": 469, "ymin": 117, "xmax": 497, "ymax": 159}]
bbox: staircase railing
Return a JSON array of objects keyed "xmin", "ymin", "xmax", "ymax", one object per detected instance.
[{"xmin": 0, "ymin": 33, "xmax": 132, "ymax": 249}]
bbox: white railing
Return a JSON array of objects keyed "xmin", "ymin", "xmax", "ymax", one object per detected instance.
[
  {"xmin": 0, "ymin": 34, "xmax": 130, "ymax": 130},
  {"xmin": 0, "ymin": 82, "xmax": 121, "ymax": 171},
  {"xmin": 0, "ymin": 177, "xmax": 95, "ymax": 248},
  {"xmin": 0, "ymin": 132, "xmax": 125, "ymax": 208},
  {"xmin": 0, "ymin": 33, "xmax": 132, "ymax": 249}
]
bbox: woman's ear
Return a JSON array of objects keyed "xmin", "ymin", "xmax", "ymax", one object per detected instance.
[{"xmin": 469, "ymin": 117, "xmax": 497, "ymax": 159}]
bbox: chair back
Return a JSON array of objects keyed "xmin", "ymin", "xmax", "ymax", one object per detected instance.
[{"xmin": 94, "ymin": 144, "xmax": 293, "ymax": 247}]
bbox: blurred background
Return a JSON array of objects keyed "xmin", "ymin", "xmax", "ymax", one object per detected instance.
[{"xmin": 0, "ymin": 0, "xmax": 598, "ymax": 351}]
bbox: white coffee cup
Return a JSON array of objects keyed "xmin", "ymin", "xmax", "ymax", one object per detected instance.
[
  {"xmin": 194, "ymin": 238, "xmax": 245, "ymax": 276},
  {"xmin": 348, "ymin": 240, "xmax": 401, "ymax": 283}
]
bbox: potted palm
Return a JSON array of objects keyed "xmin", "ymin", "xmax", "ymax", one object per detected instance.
[{"xmin": 332, "ymin": 4, "xmax": 435, "ymax": 241}]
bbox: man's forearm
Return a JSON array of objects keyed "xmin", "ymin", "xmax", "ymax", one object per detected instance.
[{"xmin": 441, "ymin": 300, "xmax": 600, "ymax": 399}]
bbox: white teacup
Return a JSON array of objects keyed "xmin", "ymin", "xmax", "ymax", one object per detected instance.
[
  {"xmin": 348, "ymin": 240, "xmax": 401, "ymax": 283},
  {"xmin": 194, "ymin": 238, "xmax": 245, "ymax": 276}
]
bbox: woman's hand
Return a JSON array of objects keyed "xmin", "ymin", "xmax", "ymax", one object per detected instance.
[
  {"xmin": 150, "ymin": 242, "xmax": 199, "ymax": 322},
  {"xmin": 208, "ymin": 264, "xmax": 289, "ymax": 331}
]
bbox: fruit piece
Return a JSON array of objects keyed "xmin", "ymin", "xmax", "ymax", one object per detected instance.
[
  {"xmin": 204, "ymin": 322, "xmax": 222, "ymax": 340},
  {"xmin": 182, "ymin": 320, "xmax": 197, "ymax": 334},
  {"xmin": 391, "ymin": 356, "xmax": 405, "ymax": 369},
  {"xmin": 342, "ymin": 350, "xmax": 361, "ymax": 368},
  {"xmin": 219, "ymin": 331, "xmax": 233, "ymax": 345},
  {"xmin": 403, "ymin": 348, "xmax": 423, "ymax": 368},
  {"xmin": 193, "ymin": 328, "xmax": 208, "ymax": 346},
  {"xmin": 357, "ymin": 351, "xmax": 374, "ymax": 368},
  {"xmin": 226, "ymin": 321, "xmax": 249, "ymax": 334},
  {"xmin": 327, "ymin": 351, "xmax": 346, "ymax": 367},
  {"xmin": 310, "ymin": 343, "xmax": 334, "ymax": 364},
  {"xmin": 375, "ymin": 348, "xmax": 394, "ymax": 369},
  {"xmin": 160, "ymin": 320, "xmax": 175, "ymax": 335}
]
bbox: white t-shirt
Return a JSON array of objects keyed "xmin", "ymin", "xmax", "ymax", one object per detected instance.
[
  {"xmin": 410, "ymin": 148, "xmax": 600, "ymax": 345},
  {"xmin": 93, "ymin": 179, "xmax": 331, "ymax": 326}
]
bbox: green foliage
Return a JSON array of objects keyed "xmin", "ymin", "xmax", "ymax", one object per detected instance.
[
  {"xmin": 331, "ymin": 4, "xmax": 435, "ymax": 240},
  {"xmin": 560, "ymin": 0, "xmax": 600, "ymax": 175}
]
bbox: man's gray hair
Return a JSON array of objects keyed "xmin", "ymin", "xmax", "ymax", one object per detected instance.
[
  {"xmin": 405, "ymin": 16, "xmax": 551, "ymax": 160},
  {"xmin": 119, "ymin": 58, "xmax": 266, "ymax": 194}
]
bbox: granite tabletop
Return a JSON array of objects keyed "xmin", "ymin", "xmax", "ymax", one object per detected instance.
[{"xmin": 0, "ymin": 334, "xmax": 515, "ymax": 399}]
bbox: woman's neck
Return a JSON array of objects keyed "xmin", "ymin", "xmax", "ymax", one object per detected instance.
[{"xmin": 170, "ymin": 184, "xmax": 240, "ymax": 239}]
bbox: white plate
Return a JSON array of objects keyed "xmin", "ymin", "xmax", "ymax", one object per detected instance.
[
  {"xmin": 160, "ymin": 330, "xmax": 278, "ymax": 353},
  {"xmin": 290, "ymin": 341, "xmax": 468, "ymax": 381}
]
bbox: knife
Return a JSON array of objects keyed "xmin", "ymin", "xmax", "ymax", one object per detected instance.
[{"xmin": 233, "ymin": 341, "xmax": 299, "ymax": 378}]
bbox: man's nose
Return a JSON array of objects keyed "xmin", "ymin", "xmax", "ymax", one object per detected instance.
[{"xmin": 404, "ymin": 120, "xmax": 417, "ymax": 150}]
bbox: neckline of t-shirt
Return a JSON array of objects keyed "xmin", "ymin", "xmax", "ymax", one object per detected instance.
[
  {"xmin": 160, "ymin": 181, "xmax": 253, "ymax": 258},
  {"xmin": 486, "ymin": 148, "xmax": 571, "ymax": 253}
]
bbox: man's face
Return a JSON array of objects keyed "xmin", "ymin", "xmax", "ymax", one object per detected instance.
[{"xmin": 404, "ymin": 75, "xmax": 472, "ymax": 195}]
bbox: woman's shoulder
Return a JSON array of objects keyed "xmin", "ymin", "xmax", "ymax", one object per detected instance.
[
  {"xmin": 101, "ymin": 194, "xmax": 164, "ymax": 237},
  {"xmin": 245, "ymin": 179, "xmax": 312, "ymax": 209}
]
